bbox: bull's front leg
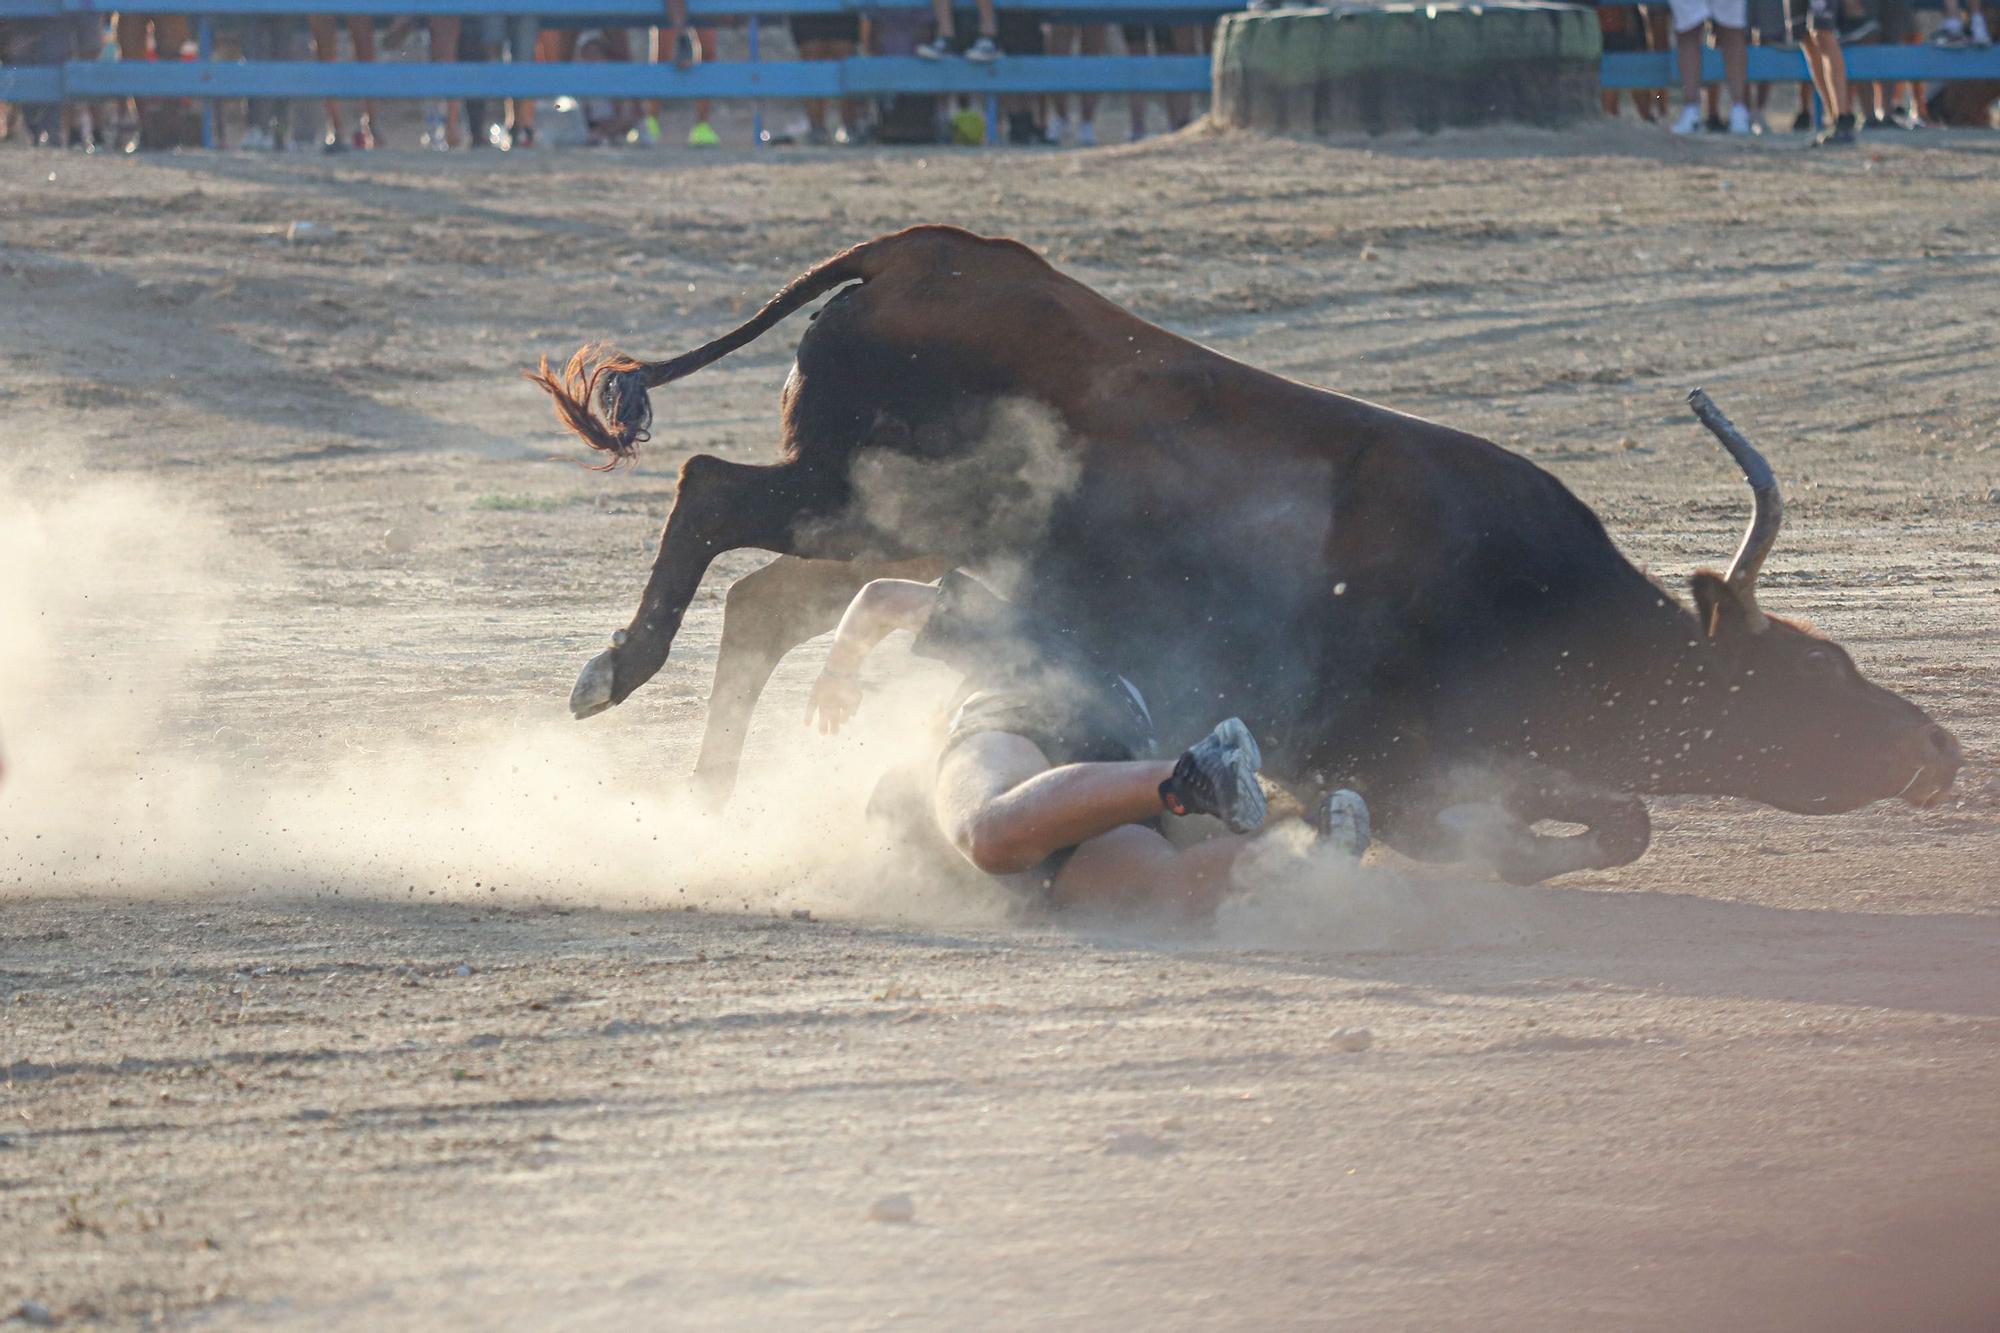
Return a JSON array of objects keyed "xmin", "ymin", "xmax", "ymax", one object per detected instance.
[
  {"xmin": 1383, "ymin": 762, "xmax": 1651, "ymax": 885},
  {"xmin": 570, "ymin": 453, "xmax": 907, "ymax": 722}
]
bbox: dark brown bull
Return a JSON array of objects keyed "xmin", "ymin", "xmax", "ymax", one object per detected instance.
[{"xmin": 532, "ymin": 225, "xmax": 1960, "ymax": 884}]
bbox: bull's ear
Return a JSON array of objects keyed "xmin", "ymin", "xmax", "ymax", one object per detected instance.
[{"xmin": 1690, "ymin": 571, "xmax": 1755, "ymax": 639}]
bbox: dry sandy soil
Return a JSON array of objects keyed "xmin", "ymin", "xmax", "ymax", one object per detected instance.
[{"xmin": 2, "ymin": 121, "xmax": 1998, "ymax": 1329}]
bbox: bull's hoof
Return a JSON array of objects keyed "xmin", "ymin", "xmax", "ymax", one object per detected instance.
[{"xmin": 570, "ymin": 647, "xmax": 618, "ymax": 719}]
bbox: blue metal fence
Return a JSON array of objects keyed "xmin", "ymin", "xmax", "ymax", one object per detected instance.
[{"xmin": 5, "ymin": 0, "xmax": 1999, "ymax": 138}]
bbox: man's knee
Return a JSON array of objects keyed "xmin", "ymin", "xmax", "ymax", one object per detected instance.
[{"xmin": 953, "ymin": 808, "xmax": 1038, "ymax": 876}]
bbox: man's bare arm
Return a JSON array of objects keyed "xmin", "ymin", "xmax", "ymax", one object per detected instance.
[{"xmin": 806, "ymin": 579, "xmax": 940, "ymax": 734}]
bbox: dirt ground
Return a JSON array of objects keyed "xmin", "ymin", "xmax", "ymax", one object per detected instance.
[{"xmin": 2, "ymin": 121, "xmax": 1998, "ymax": 1330}]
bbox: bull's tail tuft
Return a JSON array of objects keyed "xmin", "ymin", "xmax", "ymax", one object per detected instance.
[
  {"xmin": 526, "ymin": 344, "xmax": 652, "ymax": 470},
  {"xmin": 528, "ymin": 233, "xmax": 901, "ymax": 467}
]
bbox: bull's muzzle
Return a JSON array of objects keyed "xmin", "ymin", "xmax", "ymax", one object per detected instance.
[{"xmin": 1898, "ymin": 724, "xmax": 1962, "ymax": 809}]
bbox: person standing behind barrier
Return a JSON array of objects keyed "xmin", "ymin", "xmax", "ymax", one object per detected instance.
[
  {"xmin": 914, "ymin": 0, "xmax": 1000, "ymax": 60},
  {"xmin": 117, "ymin": 11, "xmax": 195, "ymax": 148},
  {"xmin": 466, "ymin": 12, "xmax": 539, "ymax": 146},
  {"xmin": 1787, "ymin": 0, "xmax": 1857, "ymax": 143},
  {"xmin": 238, "ymin": 14, "xmax": 306, "ymax": 149},
  {"xmin": 653, "ymin": 0, "xmax": 721, "ymax": 146},
  {"xmin": 790, "ymin": 6, "xmax": 863, "ymax": 144},
  {"xmin": 1044, "ymin": 20, "xmax": 1107, "ymax": 144},
  {"xmin": 1666, "ymin": 0, "xmax": 1751, "ymax": 132},
  {"xmin": 308, "ymin": 15, "xmax": 383, "ymax": 148},
  {"xmin": 1596, "ymin": 0, "xmax": 1662, "ymax": 120},
  {"xmin": 1122, "ymin": 21, "xmax": 1201, "ymax": 140},
  {"xmin": 1933, "ymin": 0, "xmax": 1989, "ymax": 46}
]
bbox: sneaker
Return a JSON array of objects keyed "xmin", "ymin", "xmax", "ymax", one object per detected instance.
[
  {"xmin": 1932, "ymin": 18, "xmax": 1968, "ymax": 45},
  {"xmin": 914, "ymin": 36, "xmax": 951, "ymax": 58},
  {"xmin": 805, "ymin": 124, "xmax": 832, "ymax": 146},
  {"xmin": 1813, "ymin": 111, "xmax": 1858, "ymax": 145},
  {"xmin": 1792, "ymin": 107, "xmax": 1814, "ymax": 131},
  {"xmin": 1726, "ymin": 103, "xmax": 1753, "ymax": 134},
  {"xmin": 1076, "ymin": 120, "xmax": 1098, "ymax": 146},
  {"xmin": 1671, "ymin": 104, "xmax": 1703, "ymax": 134},
  {"xmin": 240, "ymin": 125, "xmax": 272, "ymax": 151},
  {"xmin": 1159, "ymin": 718, "xmax": 1267, "ymax": 835},
  {"xmin": 1311, "ymin": 789, "xmax": 1371, "ymax": 860},
  {"xmin": 637, "ymin": 114, "xmax": 662, "ymax": 146},
  {"xmin": 965, "ymin": 35, "xmax": 1001, "ymax": 61},
  {"xmin": 687, "ymin": 119, "xmax": 719, "ymax": 147},
  {"xmin": 1704, "ymin": 112, "xmax": 1727, "ymax": 132},
  {"xmin": 1047, "ymin": 112, "xmax": 1068, "ymax": 143},
  {"xmin": 1973, "ymin": 12, "xmax": 1992, "ymax": 44}
]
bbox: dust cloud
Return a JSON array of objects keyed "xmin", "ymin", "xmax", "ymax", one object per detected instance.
[
  {"xmin": 0, "ymin": 463, "xmax": 1529, "ymax": 950},
  {"xmin": 1217, "ymin": 820, "xmax": 1540, "ymax": 953},
  {"xmin": 0, "ymin": 466, "xmax": 999, "ymax": 925}
]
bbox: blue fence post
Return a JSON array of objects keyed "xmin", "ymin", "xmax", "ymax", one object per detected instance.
[
  {"xmin": 198, "ymin": 15, "xmax": 216, "ymax": 148},
  {"xmin": 984, "ymin": 90, "xmax": 996, "ymax": 143}
]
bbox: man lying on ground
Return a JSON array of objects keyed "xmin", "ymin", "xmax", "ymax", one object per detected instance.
[{"xmin": 806, "ymin": 571, "xmax": 1369, "ymax": 915}]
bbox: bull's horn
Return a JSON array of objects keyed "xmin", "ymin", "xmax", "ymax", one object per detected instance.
[{"xmin": 1687, "ymin": 388, "xmax": 1781, "ymax": 633}]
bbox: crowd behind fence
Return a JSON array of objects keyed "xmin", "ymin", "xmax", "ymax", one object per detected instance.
[{"xmin": 3, "ymin": 0, "xmax": 1998, "ymax": 152}]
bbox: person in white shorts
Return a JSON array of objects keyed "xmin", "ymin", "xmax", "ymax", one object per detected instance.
[{"xmin": 1668, "ymin": 0, "xmax": 1753, "ymax": 132}]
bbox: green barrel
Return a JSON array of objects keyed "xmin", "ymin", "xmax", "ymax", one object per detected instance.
[{"xmin": 1212, "ymin": 2, "xmax": 1604, "ymax": 135}]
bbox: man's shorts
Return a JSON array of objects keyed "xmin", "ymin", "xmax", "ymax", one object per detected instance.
[
  {"xmin": 941, "ymin": 673, "xmax": 1157, "ymax": 770},
  {"xmin": 1749, "ymin": 0, "xmax": 1794, "ymax": 43},
  {"xmin": 1596, "ymin": 2, "xmax": 1650, "ymax": 53},
  {"xmin": 1669, "ymin": 0, "xmax": 1747, "ymax": 32}
]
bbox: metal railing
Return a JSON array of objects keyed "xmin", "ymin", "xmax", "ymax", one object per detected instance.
[{"xmin": 6, "ymin": 1, "xmax": 1999, "ymax": 142}]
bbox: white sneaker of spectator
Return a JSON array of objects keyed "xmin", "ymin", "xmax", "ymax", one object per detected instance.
[
  {"xmin": 965, "ymin": 35, "xmax": 1001, "ymax": 61},
  {"xmin": 1976, "ymin": 12, "xmax": 1993, "ymax": 44},
  {"xmin": 1076, "ymin": 120, "xmax": 1097, "ymax": 147},
  {"xmin": 1048, "ymin": 112, "xmax": 1068, "ymax": 144},
  {"xmin": 914, "ymin": 36, "xmax": 950, "ymax": 58},
  {"xmin": 240, "ymin": 126, "xmax": 272, "ymax": 151},
  {"xmin": 1671, "ymin": 104, "xmax": 1703, "ymax": 134},
  {"xmin": 1727, "ymin": 103, "xmax": 1753, "ymax": 134}
]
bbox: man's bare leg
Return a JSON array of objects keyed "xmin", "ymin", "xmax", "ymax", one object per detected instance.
[
  {"xmin": 934, "ymin": 732, "xmax": 1179, "ymax": 875},
  {"xmin": 935, "ymin": 733, "xmax": 1266, "ymax": 915},
  {"xmin": 1056, "ymin": 823, "xmax": 1251, "ymax": 914}
]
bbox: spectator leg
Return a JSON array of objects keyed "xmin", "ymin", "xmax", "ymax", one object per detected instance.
[
  {"xmin": 1674, "ymin": 21, "xmax": 1704, "ymax": 111},
  {"xmin": 428, "ymin": 17, "xmax": 463, "ymax": 147},
  {"xmin": 1717, "ymin": 23, "xmax": 1748, "ymax": 111},
  {"xmin": 1166, "ymin": 24, "xmax": 1201, "ymax": 129},
  {"xmin": 699, "ymin": 28, "xmax": 718, "ymax": 127},
  {"xmin": 798, "ymin": 36, "xmax": 855, "ymax": 133},
  {"xmin": 462, "ymin": 18, "xmax": 493, "ymax": 147},
  {"xmin": 1801, "ymin": 25, "xmax": 1851, "ymax": 119},
  {"xmin": 308, "ymin": 16, "xmax": 346, "ymax": 145},
  {"xmin": 507, "ymin": 18, "xmax": 540, "ymax": 138},
  {"xmin": 928, "ymin": 0, "xmax": 958, "ymax": 45},
  {"xmin": 346, "ymin": 16, "xmax": 378, "ymax": 147}
]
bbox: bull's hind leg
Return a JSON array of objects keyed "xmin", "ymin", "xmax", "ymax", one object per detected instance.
[
  {"xmin": 572, "ymin": 453, "xmax": 909, "ymax": 720},
  {"xmin": 692, "ymin": 553, "xmax": 948, "ymax": 804}
]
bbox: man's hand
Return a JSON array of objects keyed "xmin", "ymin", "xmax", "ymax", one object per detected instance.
[{"xmin": 806, "ymin": 670, "xmax": 863, "ymax": 735}]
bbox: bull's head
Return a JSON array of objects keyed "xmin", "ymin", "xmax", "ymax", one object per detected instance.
[{"xmin": 1684, "ymin": 391, "xmax": 1961, "ymax": 814}]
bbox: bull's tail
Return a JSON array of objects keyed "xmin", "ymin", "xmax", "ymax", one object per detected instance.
[{"xmin": 527, "ymin": 237, "xmax": 889, "ymax": 468}]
